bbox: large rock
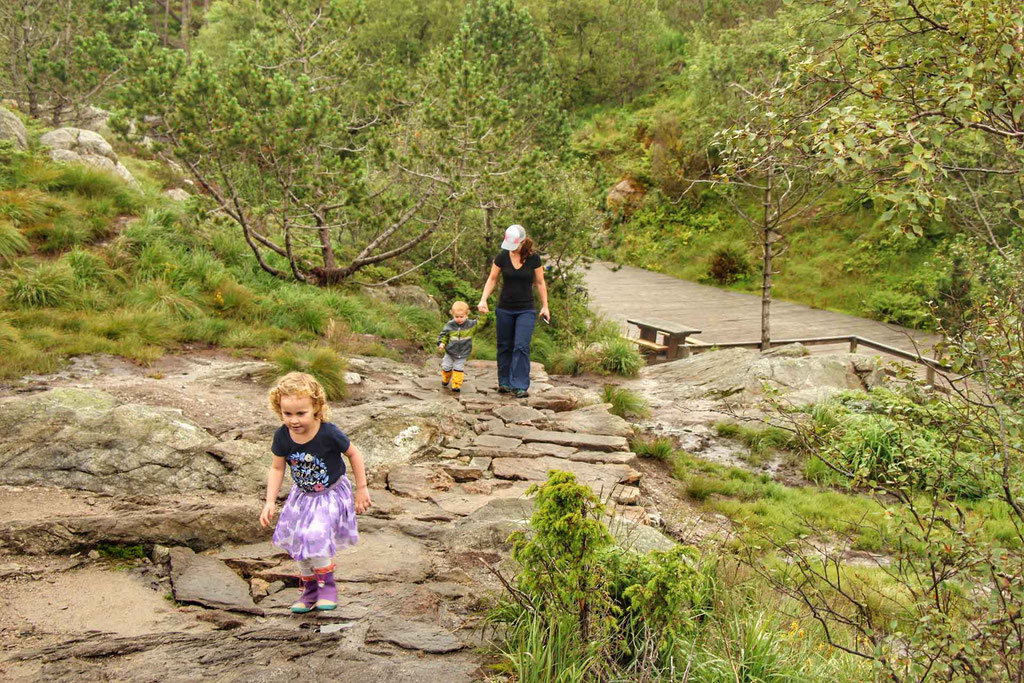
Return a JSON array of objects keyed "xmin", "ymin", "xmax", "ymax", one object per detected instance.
[
  {"xmin": 169, "ymin": 546, "xmax": 263, "ymax": 615},
  {"xmin": 641, "ymin": 347, "xmax": 885, "ymax": 406},
  {"xmin": 0, "ymin": 106, "xmax": 28, "ymax": 149},
  {"xmin": 0, "ymin": 388, "xmax": 269, "ymax": 495},
  {"xmin": 386, "ymin": 465, "xmax": 455, "ymax": 500},
  {"xmin": 39, "ymin": 127, "xmax": 140, "ymax": 188},
  {"xmin": 0, "ymin": 500, "xmax": 263, "ymax": 555},
  {"xmin": 606, "ymin": 177, "xmax": 646, "ymax": 218},
  {"xmin": 345, "ymin": 399, "xmax": 469, "ymax": 482},
  {"xmin": 527, "ymin": 386, "xmax": 602, "ymax": 412},
  {"xmin": 364, "ymin": 284, "xmax": 441, "ymax": 316},
  {"xmin": 544, "ymin": 403, "xmax": 633, "ymax": 438}
]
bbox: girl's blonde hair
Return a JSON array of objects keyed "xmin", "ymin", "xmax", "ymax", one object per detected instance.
[{"xmin": 268, "ymin": 372, "xmax": 331, "ymax": 422}]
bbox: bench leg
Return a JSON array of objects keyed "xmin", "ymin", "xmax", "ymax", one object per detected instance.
[{"xmin": 665, "ymin": 336, "xmax": 680, "ymax": 361}]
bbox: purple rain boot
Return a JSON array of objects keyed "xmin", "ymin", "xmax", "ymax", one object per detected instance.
[
  {"xmin": 291, "ymin": 574, "xmax": 318, "ymax": 614},
  {"xmin": 314, "ymin": 564, "xmax": 338, "ymax": 611}
]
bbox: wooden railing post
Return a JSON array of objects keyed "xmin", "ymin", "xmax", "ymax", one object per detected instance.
[{"xmin": 849, "ymin": 337, "xmax": 858, "ymax": 353}]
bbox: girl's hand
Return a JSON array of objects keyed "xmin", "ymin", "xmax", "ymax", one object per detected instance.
[
  {"xmin": 539, "ymin": 305, "xmax": 550, "ymax": 323},
  {"xmin": 438, "ymin": 343, "xmax": 445, "ymax": 352},
  {"xmin": 354, "ymin": 486, "xmax": 372, "ymax": 514},
  {"xmin": 259, "ymin": 501, "xmax": 276, "ymax": 528},
  {"xmin": 477, "ymin": 301, "xmax": 489, "ymax": 314}
]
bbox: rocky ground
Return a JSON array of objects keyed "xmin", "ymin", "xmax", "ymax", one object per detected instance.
[{"xmin": 0, "ymin": 344, "xmax": 884, "ymax": 681}]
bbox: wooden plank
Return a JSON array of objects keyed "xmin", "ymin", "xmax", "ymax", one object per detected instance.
[
  {"xmin": 624, "ymin": 336, "xmax": 668, "ymax": 352},
  {"xmin": 626, "ymin": 317, "xmax": 701, "ymax": 336}
]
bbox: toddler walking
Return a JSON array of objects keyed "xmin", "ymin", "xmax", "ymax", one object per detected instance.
[
  {"xmin": 259, "ymin": 372, "xmax": 372, "ymax": 613},
  {"xmin": 437, "ymin": 300, "xmax": 479, "ymax": 393}
]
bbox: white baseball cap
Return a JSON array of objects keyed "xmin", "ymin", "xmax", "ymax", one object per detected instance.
[{"xmin": 501, "ymin": 224, "xmax": 526, "ymax": 250}]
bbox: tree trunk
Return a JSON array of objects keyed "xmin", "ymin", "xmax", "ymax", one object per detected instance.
[
  {"xmin": 317, "ymin": 217, "xmax": 336, "ymax": 270},
  {"xmin": 760, "ymin": 175, "xmax": 773, "ymax": 352},
  {"xmin": 180, "ymin": 0, "xmax": 191, "ymax": 60},
  {"xmin": 482, "ymin": 201, "xmax": 496, "ymax": 283}
]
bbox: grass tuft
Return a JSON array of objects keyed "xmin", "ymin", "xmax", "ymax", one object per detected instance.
[
  {"xmin": 5, "ymin": 262, "xmax": 76, "ymax": 308},
  {"xmin": 0, "ymin": 219, "xmax": 30, "ymax": 260},
  {"xmin": 630, "ymin": 434, "xmax": 675, "ymax": 460},
  {"xmin": 601, "ymin": 384, "xmax": 650, "ymax": 419},
  {"xmin": 270, "ymin": 344, "xmax": 348, "ymax": 400}
]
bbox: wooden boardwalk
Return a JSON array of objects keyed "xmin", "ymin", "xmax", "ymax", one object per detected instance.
[{"xmin": 583, "ymin": 261, "xmax": 940, "ymax": 357}]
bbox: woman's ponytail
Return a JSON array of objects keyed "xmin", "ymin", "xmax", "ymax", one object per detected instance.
[{"xmin": 519, "ymin": 237, "xmax": 535, "ymax": 259}]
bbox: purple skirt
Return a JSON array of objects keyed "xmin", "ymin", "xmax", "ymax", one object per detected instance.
[{"xmin": 272, "ymin": 476, "xmax": 359, "ymax": 560}]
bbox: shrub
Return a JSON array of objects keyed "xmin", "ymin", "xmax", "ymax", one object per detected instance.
[
  {"xmin": 706, "ymin": 242, "xmax": 752, "ymax": 284},
  {"xmin": 601, "ymin": 384, "xmax": 650, "ymax": 419},
  {"xmin": 5, "ymin": 262, "xmax": 76, "ymax": 308},
  {"xmin": 62, "ymin": 247, "xmax": 111, "ymax": 286},
  {"xmin": 270, "ymin": 344, "xmax": 348, "ymax": 400},
  {"xmin": 863, "ymin": 290, "xmax": 930, "ymax": 328}
]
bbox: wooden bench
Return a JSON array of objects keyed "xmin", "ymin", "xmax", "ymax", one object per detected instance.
[{"xmin": 626, "ymin": 318, "xmax": 702, "ymax": 362}]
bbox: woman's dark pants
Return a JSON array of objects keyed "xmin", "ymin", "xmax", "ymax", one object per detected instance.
[{"xmin": 495, "ymin": 307, "xmax": 536, "ymax": 391}]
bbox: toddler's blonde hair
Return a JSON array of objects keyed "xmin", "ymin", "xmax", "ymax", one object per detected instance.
[
  {"xmin": 268, "ymin": 372, "xmax": 331, "ymax": 422},
  {"xmin": 451, "ymin": 301, "xmax": 470, "ymax": 315}
]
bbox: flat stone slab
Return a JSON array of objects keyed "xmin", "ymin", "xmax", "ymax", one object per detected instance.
[
  {"xmin": 214, "ymin": 541, "xmax": 289, "ymax": 561},
  {"xmin": 544, "ymin": 403, "xmax": 634, "ymax": 438},
  {"xmin": 486, "ymin": 425, "xmax": 629, "ymax": 452},
  {"xmin": 521, "ymin": 442, "xmax": 577, "ymax": 458},
  {"xmin": 261, "ymin": 591, "xmax": 369, "ymax": 620},
  {"xmin": 169, "ymin": 547, "xmax": 263, "ymax": 615},
  {"xmin": 472, "ymin": 434, "xmax": 522, "ymax": 450},
  {"xmin": 430, "ymin": 481, "xmax": 531, "ymax": 516},
  {"xmin": 567, "ymin": 451, "xmax": 638, "ymax": 466},
  {"xmin": 441, "ymin": 464, "xmax": 484, "ymax": 482},
  {"xmin": 491, "ymin": 457, "xmax": 640, "ymax": 489},
  {"xmin": 365, "ymin": 617, "xmax": 467, "ymax": 653},
  {"xmin": 336, "ymin": 530, "xmax": 433, "ymax": 583},
  {"xmin": 493, "ymin": 405, "xmax": 545, "ymax": 424},
  {"xmin": 387, "ymin": 465, "xmax": 455, "ymax": 500}
]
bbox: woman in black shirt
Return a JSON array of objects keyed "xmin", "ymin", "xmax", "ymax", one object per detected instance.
[{"xmin": 478, "ymin": 224, "xmax": 550, "ymax": 398}]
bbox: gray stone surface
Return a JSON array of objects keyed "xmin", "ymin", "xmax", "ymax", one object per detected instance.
[
  {"xmin": 486, "ymin": 425, "xmax": 629, "ymax": 452},
  {"xmin": 365, "ymin": 618, "xmax": 466, "ymax": 653},
  {"xmin": 441, "ymin": 464, "xmax": 484, "ymax": 482},
  {"xmin": 386, "ymin": 465, "xmax": 454, "ymax": 500},
  {"xmin": 169, "ymin": 547, "xmax": 263, "ymax": 615},
  {"xmin": 0, "ymin": 106, "xmax": 27, "ymax": 149},
  {"xmin": 491, "ymin": 456, "xmax": 640, "ymax": 488},
  {"xmin": 0, "ymin": 388, "xmax": 274, "ymax": 495},
  {"xmin": 493, "ymin": 405, "xmax": 545, "ymax": 424},
  {"xmin": 567, "ymin": 451, "xmax": 638, "ymax": 466},
  {"xmin": 336, "ymin": 531, "xmax": 433, "ymax": 583},
  {"xmin": 544, "ymin": 403, "xmax": 634, "ymax": 438}
]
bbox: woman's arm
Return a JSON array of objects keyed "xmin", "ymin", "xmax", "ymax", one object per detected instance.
[
  {"xmin": 478, "ymin": 262, "xmax": 501, "ymax": 313},
  {"xmin": 346, "ymin": 443, "xmax": 373, "ymax": 513},
  {"xmin": 259, "ymin": 456, "xmax": 287, "ymax": 528},
  {"xmin": 534, "ymin": 265, "xmax": 550, "ymax": 321}
]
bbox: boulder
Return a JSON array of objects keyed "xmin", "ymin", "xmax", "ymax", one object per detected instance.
[
  {"xmin": 345, "ymin": 399, "xmax": 468, "ymax": 482},
  {"xmin": 0, "ymin": 106, "xmax": 28, "ymax": 149},
  {"xmin": 641, "ymin": 347, "xmax": 885, "ymax": 406},
  {"xmin": 0, "ymin": 500, "xmax": 263, "ymax": 555},
  {"xmin": 39, "ymin": 127, "xmax": 140, "ymax": 188},
  {"xmin": 527, "ymin": 386, "xmax": 602, "ymax": 412},
  {"xmin": 164, "ymin": 188, "xmax": 191, "ymax": 201},
  {"xmin": 0, "ymin": 388, "xmax": 270, "ymax": 495},
  {"xmin": 386, "ymin": 465, "xmax": 455, "ymax": 500},
  {"xmin": 365, "ymin": 618, "xmax": 466, "ymax": 653},
  {"xmin": 364, "ymin": 284, "xmax": 441, "ymax": 316},
  {"xmin": 335, "ymin": 530, "xmax": 433, "ymax": 583},
  {"xmin": 544, "ymin": 403, "xmax": 633, "ymax": 438},
  {"xmin": 606, "ymin": 177, "xmax": 646, "ymax": 218}
]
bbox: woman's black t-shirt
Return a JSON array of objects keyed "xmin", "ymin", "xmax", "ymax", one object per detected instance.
[
  {"xmin": 271, "ymin": 422, "xmax": 350, "ymax": 493},
  {"xmin": 494, "ymin": 250, "xmax": 542, "ymax": 311}
]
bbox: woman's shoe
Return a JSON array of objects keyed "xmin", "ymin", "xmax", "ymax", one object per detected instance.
[
  {"xmin": 497, "ymin": 385, "xmax": 512, "ymax": 394},
  {"xmin": 513, "ymin": 389, "xmax": 529, "ymax": 399},
  {"xmin": 314, "ymin": 564, "xmax": 338, "ymax": 611},
  {"xmin": 290, "ymin": 574, "xmax": 318, "ymax": 613}
]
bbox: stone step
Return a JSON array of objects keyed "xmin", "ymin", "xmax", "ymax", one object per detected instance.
[
  {"xmin": 491, "ymin": 456, "xmax": 640, "ymax": 488},
  {"xmin": 483, "ymin": 424, "xmax": 629, "ymax": 452}
]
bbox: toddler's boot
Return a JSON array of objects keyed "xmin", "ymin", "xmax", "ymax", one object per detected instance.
[
  {"xmin": 441, "ymin": 369, "xmax": 452, "ymax": 387},
  {"xmin": 314, "ymin": 564, "xmax": 338, "ymax": 611},
  {"xmin": 451, "ymin": 370, "xmax": 464, "ymax": 393},
  {"xmin": 290, "ymin": 574, "xmax": 318, "ymax": 613}
]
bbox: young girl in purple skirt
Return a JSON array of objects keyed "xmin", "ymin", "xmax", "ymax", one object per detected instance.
[{"xmin": 259, "ymin": 372, "xmax": 372, "ymax": 613}]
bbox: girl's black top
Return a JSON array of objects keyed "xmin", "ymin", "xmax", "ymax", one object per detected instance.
[{"xmin": 494, "ymin": 250, "xmax": 542, "ymax": 311}]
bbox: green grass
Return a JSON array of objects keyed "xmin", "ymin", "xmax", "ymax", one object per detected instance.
[
  {"xmin": 630, "ymin": 434, "xmax": 675, "ymax": 460},
  {"xmin": 95, "ymin": 543, "xmax": 147, "ymax": 560},
  {"xmin": 601, "ymin": 384, "xmax": 650, "ymax": 419},
  {"xmin": 270, "ymin": 344, "xmax": 349, "ymax": 400},
  {"xmin": 715, "ymin": 421, "xmax": 796, "ymax": 466}
]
